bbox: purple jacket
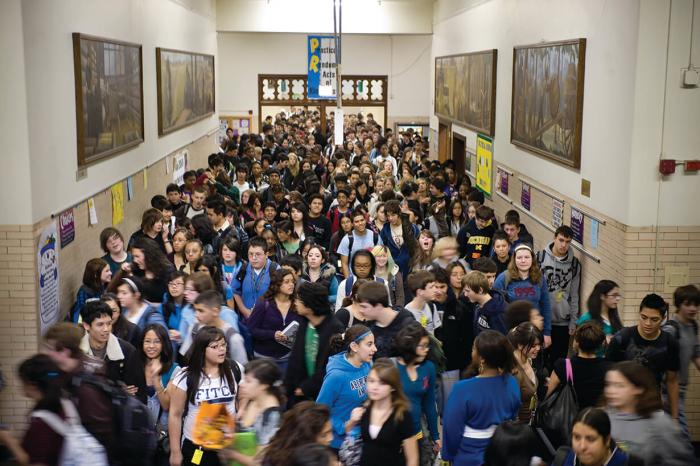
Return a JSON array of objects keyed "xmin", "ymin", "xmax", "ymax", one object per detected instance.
[{"xmin": 247, "ymin": 298, "xmax": 302, "ymax": 359}]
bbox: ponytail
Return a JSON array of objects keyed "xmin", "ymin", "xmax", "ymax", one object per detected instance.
[{"xmin": 329, "ymin": 324, "xmax": 372, "ymax": 354}]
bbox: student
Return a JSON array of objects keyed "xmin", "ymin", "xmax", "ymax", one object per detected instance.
[
  {"xmin": 161, "ymin": 271, "xmax": 187, "ymax": 342},
  {"xmin": 327, "ymin": 188, "xmax": 352, "ymax": 235},
  {"xmin": 182, "ymin": 238, "xmax": 205, "ymax": 274},
  {"xmin": 178, "ymin": 272, "xmax": 240, "ymax": 342},
  {"xmin": 456, "ymin": 205, "xmax": 496, "ymax": 266},
  {"xmin": 100, "ymin": 227, "xmax": 132, "ymax": 274},
  {"xmin": 316, "ymin": 324, "xmax": 376, "ymax": 450},
  {"xmin": 338, "ymin": 210, "xmax": 380, "ymax": 277},
  {"xmin": 307, "ymin": 194, "xmax": 332, "ymax": 250},
  {"xmin": 247, "ymin": 269, "xmax": 301, "ymax": 372},
  {"xmin": 119, "ymin": 237, "xmax": 174, "ymax": 305},
  {"xmin": 464, "ymin": 271, "xmax": 507, "ymax": 336},
  {"xmin": 547, "ymin": 322, "xmax": 612, "ymax": 410},
  {"xmin": 662, "ymin": 284, "xmax": 700, "ymax": 439},
  {"xmin": 116, "ymin": 276, "xmax": 167, "ymax": 331},
  {"xmin": 343, "ymin": 359, "xmax": 418, "ymax": 466},
  {"xmin": 604, "ymin": 362, "xmax": 694, "ymax": 466},
  {"xmin": 356, "ymin": 281, "xmax": 416, "ymax": 359},
  {"xmin": 470, "ymin": 257, "xmax": 498, "ymax": 288},
  {"xmin": 128, "ymin": 208, "xmax": 172, "ymax": 255},
  {"xmin": 171, "ymin": 227, "xmax": 191, "ymax": 271},
  {"xmin": 70, "ymin": 258, "xmax": 111, "ymax": 323},
  {"xmin": 507, "ymin": 322, "xmax": 542, "ymax": 423},
  {"xmin": 482, "ymin": 421, "xmax": 542, "ymax": 466},
  {"xmin": 335, "ymin": 250, "xmax": 390, "ymax": 311},
  {"xmin": 166, "ymin": 183, "xmax": 188, "ymax": 218},
  {"xmin": 393, "ymin": 323, "xmax": 440, "ymax": 465},
  {"xmin": 302, "ymin": 245, "xmax": 339, "ymax": 305},
  {"xmin": 493, "ymin": 244, "xmax": 552, "ymax": 347},
  {"xmin": 606, "ymin": 293, "xmax": 680, "ymax": 419},
  {"xmin": 285, "ymin": 282, "xmax": 344, "ymax": 405},
  {"xmin": 447, "ymin": 199, "xmax": 467, "ymax": 237},
  {"xmin": 219, "ymin": 236, "xmax": 244, "ymax": 293},
  {"xmin": 489, "ymin": 230, "xmax": 511, "ymax": 276},
  {"xmin": 537, "ymin": 225, "xmax": 582, "ymax": 368},
  {"xmin": 441, "ymin": 330, "xmax": 521, "ymax": 466},
  {"xmin": 79, "ymin": 300, "xmax": 139, "ymax": 385},
  {"xmin": 180, "ymin": 171, "xmax": 197, "ymax": 202},
  {"xmin": 379, "ymin": 199, "xmax": 419, "ymax": 280},
  {"xmin": 501, "ymin": 210, "xmax": 534, "ymax": 247},
  {"xmin": 193, "ymin": 254, "xmax": 234, "ymax": 308},
  {"xmin": 180, "ymin": 290, "xmax": 248, "ymax": 365},
  {"xmin": 219, "ymin": 359, "xmax": 285, "ymax": 466},
  {"xmin": 372, "ymin": 244, "xmax": 405, "ymax": 308},
  {"xmin": 431, "ymin": 236, "xmax": 468, "ymax": 271},
  {"xmin": 182, "ymin": 185, "xmax": 207, "ymax": 220},
  {"xmin": 102, "ymin": 292, "xmax": 141, "ymax": 349},
  {"xmin": 404, "ymin": 270, "xmax": 441, "ymax": 335},
  {"xmin": 233, "ymin": 237, "xmax": 279, "ymax": 319},
  {"xmin": 578, "ymin": 280, "xmax": 624, "ymax": 344},
  {"xmin": 169, "ymin": 327, "xmax": 244, "ymax": 466},
  {"xmin": 412, "ymin": 230, "xmax": 436, "ymax": 272}
]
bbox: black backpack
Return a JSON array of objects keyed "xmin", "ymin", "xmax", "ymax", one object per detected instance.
[{"xmin": 71, "ymin": 372, "xmax": 156, "ymax": 465}]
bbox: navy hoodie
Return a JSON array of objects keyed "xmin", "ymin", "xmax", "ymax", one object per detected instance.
[
  {"xmin": 473, "ymin": 291, "xmax": 508, "ymax": 336},
  {"xmin": 316, "ymin": 353, "xmax": 371, "ymax": 449},
  {"xmin": 457, "ymin": 219, "xmax": 496, "ymax": 266}
]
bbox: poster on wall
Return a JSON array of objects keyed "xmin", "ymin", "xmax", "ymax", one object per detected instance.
[
  {"xmin": 497, "ymin": 168, "xmax": 509, "ymax": 195},
  {"xmin": 571, "ymin": 207, "xmax": 585, "ymax": 244},
  {"xmin": 58, "ymin": 209, "xmax": 75, "ymax": 249},
  {"xmin": 307, "ymin": 35, "xmax": 337, "ymax": 99},
  {"xmin": 173, "ymin": 150, "xmax": 188, "ymax": 185},
  {"xmin": 38, "ymin": 222, "xmax": 60, "ymax": 335},
  {"xmin": 521, "ymin": 183, "xmax": 531, "ymax": 210},
  {"xmin": 475, "ymin": 135, "xmax": 493, "ymax": 196},
  {"xmin": 87, "ymin": 198, "xmax": 98, "ymax": 225},
  {"xmin": 552, "ymin": 199, "xmax": 564, "ymax": 228},
  {"xmin": 111, "ymin": 182, "xmax": 125, "ymax": 225},
  {"xmin": 590, "ymin": 219, "xmax": 599, "ymax": 249}
]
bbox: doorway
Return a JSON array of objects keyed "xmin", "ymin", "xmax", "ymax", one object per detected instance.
[
  {"xmin": 452, "ymin": 132, "xmax": 466, "ymax": 177},
  {"xmin": 438, "ymin": 122, "xmax": 450, "ymax": 163}
]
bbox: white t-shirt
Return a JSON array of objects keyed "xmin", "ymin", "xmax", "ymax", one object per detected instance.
[
  {"xmin": 174, "ymin": 364, "xmax": 243, "ymax": 441},
  {"xmin": 404, "ymin": 301, "xmax": 442, "ymax": 335},
  {"xmin": 126, "ymin": 304, "xmax": 149, "ymax": 325}
]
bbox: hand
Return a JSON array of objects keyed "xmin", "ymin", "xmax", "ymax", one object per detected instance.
[
  {"xmin": 433, "ymin": 439, "xmax": 442, "ymax": 454},
  {"xmin": 169, "ymin": 329, "xmax": 181, "ymax": 343},
  {"xmin": 124, "ymin": 385, "xmax": 138, "ymax": 396},
  {"xmin": 121, "ymin": 262, "xmax": 132, "ymax": 274},
  {"xmin": 161, "ymin": 227, "xmax": 169, "ymax": 241},
  {"xmin": 170, "ymin": 450, "xmax": 183, "ymax": 466},
  {"xmin": 544, "ymin": 335, "xmax": 552, "ymax": 349},
  {"xmin": 569, "ymin": 327, "xmax": 576, "ymax": 336},
  {"xmin": 349, "ymin": 407, "xmax": 365, "ymax": 424},
  {"xmin": 294, "ymin": 388, "xmax": 304, "ymax": 397},
  {"xmin": 274, "ymin": 331, "xmax": 287, "ymax": 343}
]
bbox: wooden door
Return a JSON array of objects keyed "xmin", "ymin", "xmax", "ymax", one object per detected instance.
[
  {"xmin": 452, "ymin": 132, "xmax": 466, "ymax": 176},
  {"xmin": 438, "ymin": 122, "xmax": 449, "ymax": 163}
]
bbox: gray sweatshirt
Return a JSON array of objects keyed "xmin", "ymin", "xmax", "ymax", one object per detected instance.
[
  {"xmin": 606, "ymin": 408, "xmax": 696, "ymax": 466},
  {"xmin": 536, "ymin": 242, "xmax": 581, "ymax": 329}
]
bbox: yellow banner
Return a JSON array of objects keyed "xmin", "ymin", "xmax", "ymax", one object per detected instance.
[
  {"xmin": 476, "ymin": 134, "xmax": 493, "ymax": 196},
  {"xmin": 111, "ymin": 182, "xmax": 125, "ymax": 225}
]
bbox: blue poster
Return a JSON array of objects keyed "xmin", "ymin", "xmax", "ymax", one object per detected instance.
[
  {"xmin": 590, "ymin": 219, "xmax": 599, "ymax": 249},
  {"xmin": 307, "ymin": 35, "xmax": 337, "ymax": 99}
]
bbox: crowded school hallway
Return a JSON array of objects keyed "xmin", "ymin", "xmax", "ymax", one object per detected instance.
[{"xmin": 1, "ymin": 0, "xmax": 699, "ymax": 465}]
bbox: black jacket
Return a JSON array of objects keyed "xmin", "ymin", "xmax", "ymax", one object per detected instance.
[
  {"xmin": 285, "ymin": 314, "xmax": 344, "ymax": 406},
  {"xmin": 436, "ymin": 292, "xmax": 474, "ymax": 372}
]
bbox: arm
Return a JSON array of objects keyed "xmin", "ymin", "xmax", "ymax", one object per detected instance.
[
  {"xmin": 147, "ymin": 309, "xmax": 168, "ymax": 331},
  {"xmin": 423, "ymin": 364, "xmax": 440, "ymax": 441},
  {"xmin": 403, "ymin": 436, "xmax": 419, "ymax": 466},
  {"xmin": 154, "ymin": 374, "xmax": 173, "ymax": 411},
  {"xmin": 0, "ymin": 430, "xmax": 29, "ymax": 466},
  {"xmin": 316, "ymin": 376, "xmax": 344, "ymax": 437},
  {"xmin": 335, "ymin": 280, "xmax": 347, "ymax": 311},
  {"xmin": 168, "ymin": 385, "xmax": 186, "ymax": 466},
  {"xmin": 246, "ymin": 303, "xmax": 277, "ymax": 341},
  {"xmin": 340, "ymin": 255, "xmax": 350, "ymax": 278},
  {"xmin": 229, "ymin": 333, "xmax": 249, "ymax": 365},
  {"xmin": 328, "ymin": 276, "xmax": 338, "ymax": 305},
  {"xmin": 233, "ymin": 294, "xmax": 252, "ymax": 320},
  {"xmin": 393, "ymin": 273, "xmax": 405, "ymax": 307},
  {"xmin": 546, "ymin": 370, "xmax": 561, "ymax": 398},
  {"xmin": 441, "ymin": 385, "xmax": 467, "ymax": 461}
]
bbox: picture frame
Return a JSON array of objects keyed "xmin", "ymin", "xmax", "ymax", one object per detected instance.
[
  {"xmin": 156, "ymin": 48, "xmax": 215, "ymax": 136},
  {"xmin": 72, "ymin": 33, "xmax": 144, "ymax": 167},
  {"xmin": 511, "ymin": 38, "xmax": 586, "ymax": 169},
  {"xmin": 434, "ymin": 49, "xmax": 498, "ymax": 137}
]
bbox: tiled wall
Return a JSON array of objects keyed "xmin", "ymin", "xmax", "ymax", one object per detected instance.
[
  {"xmin": 0, "ymin": 131, "xmax": 216, "ymax": 431},
  {"xmin": 484, "ymin": 161, "xmax": 700, "ymax": 439}
]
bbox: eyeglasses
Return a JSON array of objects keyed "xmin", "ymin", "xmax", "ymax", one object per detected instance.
[
  {"xmin": 354, "ymin": 263, "xmax": 371, "ymax": 269},
  {"xmin": 249, "ymin": 252, "xmax": 265, "ymax": 258},
  {"xmin": 417, "ymin": 343, "xmax": 430, "ymax": 350},
  {"xmin": 169, "ymin": 282, "xmax": 184, "ymax": 288},
  {"xmin": 207, "ymin": 342, "xmax": 228, "ymax": 351}
]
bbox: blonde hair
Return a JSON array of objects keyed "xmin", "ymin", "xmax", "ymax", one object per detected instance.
[
  {"xmin": 506, "ymin": 245, "xmax": 542, "ymax": 284},
  {"xmin": 463, "ymin": 270, "xmax": 490, "ymax": 294},
  {"xmin": 432, "ymin": 236, "xmax": 459, "ymax": 261},
  {"xmin": 371, "ymin": 245, "xmax": 398, "ymax": 279}
]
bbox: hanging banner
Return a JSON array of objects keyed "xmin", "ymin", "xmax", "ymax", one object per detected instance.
[
  {"xmin": 498, "ymin": 168, "xmax": 509, "ymax": 195},
  {"xmin": 173, "ymin": 150, "xmax": 188, "ymax": 185},
  {"xmin": 552, "ymin": 199, "xmax": 564, "ymax": 228},
  {"xmin": 87, "ymin": 198, "xmax": 98, "ymax": 225},
  {"xmin": 521, "ymin": 183, "xmax": 531, "ymax": 210},
  {"xmin": 58, "ymin": 209, "xmax": 75, "ymax": 249},
  {"xmin": 334, "ymin": 108, "xmax": 344, "ymax": 147},
  {"xmin": 127, "ymin": 176, "xmax": 134, "ymax": 201},
  {"xmin": 307, "ymin": 35, "xmax": 337, "ymax": 99},
  {"xmin": 571, "ymin": 207, "xmax": 585, "ymax": 244},
  {"xmin": 111, "ymin": 182, "xmax": 125, "ymax": 226},
  {"xmin": 38, "ymin": 221, "xmax": 60, "ymax": 335},
  {"xmin": 475, "ymin": 135, "xmax": 493, "ymax": 196},
  {"xmin": 590, "ymin": 219, "xmax": 599, "ymax": 249}
]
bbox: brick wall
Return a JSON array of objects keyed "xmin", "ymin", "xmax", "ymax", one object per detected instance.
[
  {"xmin": 0, "ymin": 131, "xmax": 217, "ymax": 432},
  {"xmin": 481, "ymin": 160, "xmax": 700, "ymax": 439}
]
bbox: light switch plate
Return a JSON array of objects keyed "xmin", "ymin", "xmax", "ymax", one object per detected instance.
[{"xmin": 581, "ymin": 179, "xmax": 591, "ymax": 197}]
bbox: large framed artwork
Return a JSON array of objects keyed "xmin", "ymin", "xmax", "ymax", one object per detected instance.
[
  {"xmin": 511, "ymin": 38, "xmax": 586, "ymax": 169},
  {"xmin": 72, "ymin": 33, "xmax": 144, "ymax": 167},
  {"xmin": 434, "ymin": 50, "xmax": 497, "ymax": 137},
  {"xmin": 156, "ymin": 48, "xmax": 215, "ymax": 135}
]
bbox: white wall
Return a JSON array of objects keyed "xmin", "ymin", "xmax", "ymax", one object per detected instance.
[
  {"xmin": 218, "ymin": 32, "xmax": 431, "ymax": 123},
  {"xmin": 0, "ymin": 0, "xmax": 33, "ymax": 224},
  {"xmin": 217, "ymin": 0, "xmax": 433, "ymax": 34},
  {"xmin": 19, "ymin": 0, "xmax": 218, "ymax": 222},
  {"xmin": 431, "ymin": 0, "xmax": 700, "ymax": 227}
]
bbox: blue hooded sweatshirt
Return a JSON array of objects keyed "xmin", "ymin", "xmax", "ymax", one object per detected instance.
[
  {"xmin": 493, "ymin": 272, "xmax": 552, "ymax": 335},
  {"xmin": 316, "ymin": 353, "xmax": 371, "ymax": 448},
  {"xmin": 473, "ymin": 291, "xmax": 508, "ymax": 336}
]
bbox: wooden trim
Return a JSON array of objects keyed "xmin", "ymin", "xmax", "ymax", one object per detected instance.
[
  {"xmin": 434, "ymin": 49, "xmax": 498, "ymax": 137},
  {"xmin": 72, "ymin": 33, "xmax": 144, "ymax": 168},
  {"xmin": 156, "ymin": 47, "xmax": 215, "ymax": 136},
  {"xmin": 510, "ymin": 38, "xmax": 586, "ymax": 169}
]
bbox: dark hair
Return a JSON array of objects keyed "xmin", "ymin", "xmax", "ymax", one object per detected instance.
[
  {"xmin": 476, "ymin": 205, "xmax": 494, "ymax": 221},
  {"xmin": 483, "ymin": 421, "xmax": 540, "ymax": 466},
  {"xmin": 505, "ymin": 300, "xmax": 536, "ymax": 330},
  {"xmin": 674, "ymin": 284, "xmax": 700, "ymax": 308},
  {"xmin": 82, "ymin": 258, "xmax": 109, "ymax": 292},
  {"xmin": 586, "ymin": 280, "xmax": 623, "ymax": 332},
  {"xmin": 280, "ymin": 254, "xmax": 304, "ymax": 274},
  {"xmin": 99, "ymin": 227, "xmax": 125, "ymax": 253},
  {"xmin": 151, "ymin": 195, "xmax": 170, "ymax": 212},
  {"xmin": 472, "ymin": 257, "xmax": 497, "ymax": 274},
  {"xmin": 492, "ymin": 230, "xmax": 510, "ymax": 245},
  {"xmin": 639, "ymin": 293, "xmax": 668, "ymax": 317},
  {"xmin": 219, "ymin": 236, "xmax": 241, "ymax": 261},
  {"xmin": 609, "ymin": 361, "xmax": 662, "ymax": 417},
  {"xmin": 356, "ymin": 280, "xmax": 389, "ymax": 307},
  {"xmin": 472, "ymin": 330, "xmax": 515, "ymax": 373},
  {"xmin": 194, "ymin": 255, "xmax": 225, "ymax": 296},
  {"xmin": 351, "ymin": 249, "xmax": 377, "ymax": 278},
  {"xmin": 406, "ymin": 270, "xmax": 435, "ymax": 294},
  {"xmin": 18, "ymin": 354, "xmax": 62, "ymax": 414},
  {"xmin": 207, "ymin": 200, "xmax": 227, "ymax": 217},
  {"xmin": 140, "ymin": 208, "xmax": 164, "ymax": 232},
  {"xmin": 507, "ymin": 322, "xmax": 542, "ymax": 360},
  {"xmin": 329, "ymin": 324, "xmax": 372, "ymax": 354},
  {"xmin": 182, "ymin": 327, "xmax": 236, "ymax": 402},
  {"xmin": 190, "ymin": 214, "xmax": 217, "ymax": 246},
  {"xmin": 290, "ymin": 444, "xmax": 334, "ymax": 466},
  {"xmin": 162, "ymin": 270, "xmax": 187, "ymax": 323},
  {"xmin": 81, "ymin": 300, "xmax": 113, "ymax": 325},
  {"xmin": 573, "ymin": 321, "xmax": 605, "ymax": 353},
  {"xmin": 297, "ymin": 282, "xmax": 331, "ymax": 316},
  {"xmin": 394, "ymin": 322, "xmax": 430, "ymax": 364},
  {"xmin": 502, "ymin": 215, "xmax": 520, "ymax": 228},
  {"xmin": 166, "ymin": 183, "xmax": 181, "ymax": 194},
  {"xmin": 264, "ymin": 268, "xmax": 296, "ymax": 300},
  {"xmin": 194, "ymin": 289, "xmax": 222, "ymax": 309},
  {"xmin": 244, "ymin": 359, "xmax": 286, "ymax": 406},
  {"xmin": 138, "ymin": 324, "xmax": 174, "ymax": 376},
  {"xmin": 248, "ymin": 236, "xmax": 268, "ymax": 253},
  {"xmin": 431, "ymin": 266, "xmax": 450, "ymax": 286},
  {"xmin": 383, "ymin": 199, "xmax": 418, "ymax": 259},
  {"xmin": 263, "ymin": 401, "xmax": 330, "ymax": 466},
  {"xmin": 555, "ymin": 225, "xmax": 574, "ymax": 239},
  {"xmin": 131, "ymin": 238, "xmax": 172, "ymax": 277},
  {"xmin": 574, "ymin": 407, "xmax": 612, "ymax": 440}
]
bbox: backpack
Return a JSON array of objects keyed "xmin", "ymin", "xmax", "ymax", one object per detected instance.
[
  {"xmin": 32, "ymin": 399, "xmax": 109, "ymax": 466},
  {"xmin": 71, "ymin": 373, "xmax": 156, "ymax": 465},
  {"xmin": 225, "ymin": 325, "xmax": 254, "ymax": 362},
  {"xmin": 664, "ymin": 318, "xmax": 699, "ymax": 340},
  {"xmin": 344, "ymin": 274, "xmax": 385, "ymax": 296},
  {"xmin": 346, "ymin": 231, "xmax": 379, "ymax": 255}
]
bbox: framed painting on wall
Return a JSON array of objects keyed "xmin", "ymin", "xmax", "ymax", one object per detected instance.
[
  {"xmin": 72, "ymin": 33, "xmax": 144, "ymax": 167},
  {"xmin": 434, "ymin": 49, "xmax": 497, "ymax": 137},
  {"xmin": 511, "ymin": 38, "xmax": 586, "ymax": 168},
  {"xmin": 156, "ymin": 48, "xmax": 215, "ymax": 135}
]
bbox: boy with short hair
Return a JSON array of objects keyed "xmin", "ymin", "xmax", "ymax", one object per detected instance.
[
  {"xmin": 463, "ymin": 270, "xmax": 507, "ymax": 336},
  {"xmin": 405, "ymin": 270, "xmax": 442, "ymax": 335},
  {"xmin": 307, "ymin": 193, "xmax": 332, "ymax": 249},
  {"xmin": 233, "ymin": 237, "xmax": 279, "ymax": 318},
  {"xmin": 471, "ymin": 257, "xmax": 498, "ymax": 288},
  {"xmin": 326, "ymin": 189, "xmax": 352, "ymax": 235},
  {"xmin": 457, "ymin": 205, "xmax": 496, "ymax": 266},
  {"xmin": 180, "ymin": 290, "xmax": 248, "ymax": 364},
  {"xmin": 183, "ymin": 185, "xmax": 207, "ymax": 220}
]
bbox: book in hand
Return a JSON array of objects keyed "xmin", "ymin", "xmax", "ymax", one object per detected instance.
[{"xmin": 279, "ymin": 321, "xmax": 299, "ymax": 349}]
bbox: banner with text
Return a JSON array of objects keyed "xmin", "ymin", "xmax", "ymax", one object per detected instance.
[
  {"xmin": 475, "ymin": 135, "xmax": 493, "ymax": 196},
  {"xmin": 308, "ymin": 35, "xmax": 337, "ymax": 99}
]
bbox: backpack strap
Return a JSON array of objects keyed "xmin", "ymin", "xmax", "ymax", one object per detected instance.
[
  {"xmin": 32, "ymin": 410, "xmax": 68, "ymax": 435},
  {"xmin": 235, "ymin": 261, "xmax": 249, "ymax": 283},
  {"xmin": 348, "ymin": 310, "xmax": 354, "ymax": 328},
  {"xmin": 565, "ymin": 358, "xmax": 574, "ymax": 385},
  {"xmin": 347, "ymin": 234, "xmax": 355, "ymax": 255},
  {"xmin": 344, "ymin": 275, "xmax": 355, "ymax": 296},
  {"xmin": 552, "ymin": 446, "xmax": 572, "ymax": 466},
  {"xmin": 232, "ymin": 361, "xmax": 242, "ymax": 386}
]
